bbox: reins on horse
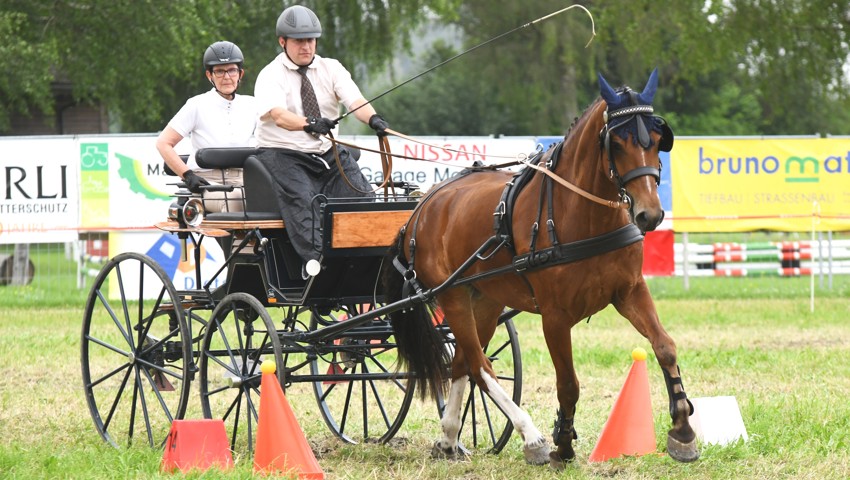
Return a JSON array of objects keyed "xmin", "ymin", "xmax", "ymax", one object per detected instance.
[
  {"xmin": 518, "ymin": 153, "xmax": 628, "ymax": 210},
  {"xmin": 326, "ymin": 131, "xmax": 397, "ymax": 195}
]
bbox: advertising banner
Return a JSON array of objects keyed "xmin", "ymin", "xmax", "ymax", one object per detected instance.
[
  {"xmin": 671, "ymin": 137, "xmax": 850, "ymax": 232},
  {"xmin": 108, "ymin": 231, "xmax": 228, "ymax": 299},
  {"xmin": 351, "ymin": 135, "xmax": 537, "ymax": 188},
  {"xmin": 0, "ymin": 137, "xmax": 80, "ymax": 243},
  {"xmin": 77, "ymin": 135, "xmax": 178, "ymax": 230}
]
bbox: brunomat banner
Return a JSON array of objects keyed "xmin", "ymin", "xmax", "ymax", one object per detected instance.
[{"xmin": 671, "ymin": 137, "xmax": 850, "ymax": 232}]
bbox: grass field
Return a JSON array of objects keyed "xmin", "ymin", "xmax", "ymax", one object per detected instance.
[{"xmin": 1, "ymin": 274, "xmax": 849, "ymax": 479}]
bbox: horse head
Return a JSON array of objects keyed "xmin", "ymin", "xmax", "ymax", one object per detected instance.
[{"xmin": 596, "ymin": 68, "xmax": 673, "ymax": 232}]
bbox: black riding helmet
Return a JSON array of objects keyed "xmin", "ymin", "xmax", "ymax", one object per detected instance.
[
  {"xmin": 203, "ymin": 41, "xmax": 244, "ymax": 98},
  {"xmin": 203, "ymin": 41, "xmax": 244, "ymax": 71}
]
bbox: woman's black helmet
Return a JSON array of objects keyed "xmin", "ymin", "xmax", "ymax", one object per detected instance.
[{"xmin": 203, "ymin": 41, "xmax": 244, "ymax": 71}]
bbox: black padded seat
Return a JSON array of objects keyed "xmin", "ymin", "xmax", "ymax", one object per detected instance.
[
  {"xmin": 243, "ymin": 155, "xmax": 280, "ymax": 214},
  {"xmin": 195, "ymin": 147, "xmax": 259, "ymax": 169}
]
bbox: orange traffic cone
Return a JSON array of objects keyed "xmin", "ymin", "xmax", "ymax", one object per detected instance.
[
  {"xmin": 254, "ymin": 360, "xmax": 324, "ymax": 479},
  {"xmin": 161, "ymin": 419, "xmax": 233, "ymax": 473},
  {"xmin": 588, "ymin": 347, "xmax": 657, "ymax": 462}
]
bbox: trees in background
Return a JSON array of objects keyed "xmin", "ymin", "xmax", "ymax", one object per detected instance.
[
  {"xmin": 2, "ymin": 1, "xmax": 848, "ymax": 136},
  {"xmin": 1, "ymin": 0, "xmax": 460, "ymax": 133},
  {"xmin": 381, "ymin": 0, "xmax": 850, "ymax": 136}
]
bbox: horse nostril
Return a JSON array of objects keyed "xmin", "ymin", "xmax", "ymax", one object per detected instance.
[{"xmin": 634, "ymin": 210, "xmax": 661, "ymax": 232}]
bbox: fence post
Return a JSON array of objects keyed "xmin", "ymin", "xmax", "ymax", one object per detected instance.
[
  {"xmin": 682, "ymin": 231, "xmax": 690, "ymax": 290},
  {"xmin": 12, "ymin": 244, "xmax": 32, "ymax": 285}
]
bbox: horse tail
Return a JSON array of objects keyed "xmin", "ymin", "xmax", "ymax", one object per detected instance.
[{"xmin": 381, "ymin": 232, "xmax": 450, "ymax": 400}]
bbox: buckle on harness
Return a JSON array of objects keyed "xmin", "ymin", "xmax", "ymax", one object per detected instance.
[{"xmin": 494, "ymin": 201, "xmax": 506, "ymax": 217}]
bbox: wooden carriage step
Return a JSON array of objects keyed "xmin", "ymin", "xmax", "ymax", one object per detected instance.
[
  {"xmin": 155, "ymin": 221, "xmax": 231, "ymax": 238},
  {"xmin": 330, "ymin": 210, "xmax": 411, "ymax": 248}
]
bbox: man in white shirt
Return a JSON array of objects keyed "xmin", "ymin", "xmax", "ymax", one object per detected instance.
[
  {"xmin": 156, "ymin": 41, "xmax": 258, "ymax": 212},
  {"xmin": 254, "ymin": 5, "xmax": 389, "ymax": 277}
]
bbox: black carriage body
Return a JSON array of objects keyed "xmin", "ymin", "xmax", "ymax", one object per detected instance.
[{"xmin": 195, "ymin": 148, "xmax": 416, "ymax": 308}]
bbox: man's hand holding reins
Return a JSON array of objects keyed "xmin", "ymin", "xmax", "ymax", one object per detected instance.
[
  {"xmin": 368, "ymin": 114, "xmax": 389, "ymax": 136},
  {"xmin": 304, "ymin": 116, "xmax": 337, "ymax": 136}
]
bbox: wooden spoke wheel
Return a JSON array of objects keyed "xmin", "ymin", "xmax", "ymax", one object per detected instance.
[{"xmin": 81, "ymin": 252, "xmax": 192, "ymax": 448}]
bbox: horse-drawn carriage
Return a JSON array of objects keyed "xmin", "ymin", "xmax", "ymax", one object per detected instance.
[
  {"xmin": 81, "ymin": 70, "xmax": 700, "ymax": 467},
  {"xmin": 80, "ymin": 145, "xmax": 522, "ymax": 454}
]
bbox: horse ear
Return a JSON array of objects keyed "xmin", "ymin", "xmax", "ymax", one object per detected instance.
[
  {"xmin": 638, "ymin": 68, "xmax": 659, "ymax": 105},
  {"xmin": 598, "ymin": 72, "xmax": 619, "ymax": 106}
]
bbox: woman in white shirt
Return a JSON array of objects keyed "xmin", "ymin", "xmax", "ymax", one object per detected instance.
[{"xmin": 156, "ymin": 41, "xmax": 258, "ymax": 212}]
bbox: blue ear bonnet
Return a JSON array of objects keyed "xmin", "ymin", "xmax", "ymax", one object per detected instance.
[{"xmin": 598, "ymin": 68, "xmax": 673, "ymax": 151}]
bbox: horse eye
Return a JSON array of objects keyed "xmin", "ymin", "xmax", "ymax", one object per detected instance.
[{"xmin": 608, "ymin": 139, "xmax": 624, "ymax": 156}]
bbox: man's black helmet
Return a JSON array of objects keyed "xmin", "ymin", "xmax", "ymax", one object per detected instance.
[{"xmin": 203, "ymin": 41, "xmax": 244, "ymax": 70}]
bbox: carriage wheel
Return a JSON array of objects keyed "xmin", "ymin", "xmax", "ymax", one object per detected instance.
[
  {"xmin": 309, "ymin": 303, "xmax": 415, "ymax": 444},
  {"xmin": 81, "ymin": 252, "xmax": 192, "ymax": 449},
  {"xmin": 198, "ymin": 292, "xmax": 283, "ymax": 454},
  {"xmin": 436, "ymin": 309, "xmax": 523, "ymax": 454}
]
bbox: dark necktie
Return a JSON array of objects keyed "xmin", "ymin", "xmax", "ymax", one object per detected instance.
[{"xmin": 297, "ymin": 66, "xmax": 321, "ymax": 120}]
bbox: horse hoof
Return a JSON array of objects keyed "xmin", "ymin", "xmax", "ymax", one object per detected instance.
[
  {"xmin": 667, "ymin": 433, "xmax": 700, "ymax": 463},
  {"xmin": 431, "ymin": 441, "xmax": 461, "ymax": 461},
  {"xmin": 523, "ymin": 437, "xmax": 551, "ymax": 465},
  {"xmin": 548, "ymin": 451, "xmax": 575, "ymax": 470}
]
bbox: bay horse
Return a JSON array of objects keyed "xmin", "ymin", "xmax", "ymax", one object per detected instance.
[{"xmin": 382, "ymin": 69, "xmax": 699, "ymax": 467}]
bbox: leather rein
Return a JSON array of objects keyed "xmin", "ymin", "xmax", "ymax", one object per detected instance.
[{"xmin": 325, "ymin": 99, "xmax": 663, "ymax": 212}]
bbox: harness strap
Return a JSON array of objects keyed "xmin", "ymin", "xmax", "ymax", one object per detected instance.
[
  {"xmin": 447, "ymin": 224, "xmax": 644, "ymax": 288},
  {"xmin": 512, "ymin": 224, "xmax": 643, "ymax": 273},
  {"xmin": 546, "ymin": 174, "xmax": 558, "ymax": 246},
  {"xmin": 493, "ymin": 144, "xmax": 555, "ymax": 250}
]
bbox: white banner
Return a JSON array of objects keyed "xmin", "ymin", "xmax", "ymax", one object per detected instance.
[
  {"xmin": 0, "ymin": 134, "xmax": 543, "ymax": 244},
  {"xmin": 0, "ymin": 137, "xmax": 80, "ymax": 243},
  {"xmin": 350, "ymin": 135, "xmax": 537, "ymax": 188}
]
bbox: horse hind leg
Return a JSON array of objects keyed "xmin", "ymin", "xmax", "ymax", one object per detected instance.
[
  {"xmin": 468, "ymin": 295, "xmax": 549, "ymax": 464},
  {"xmin": 431, "ymin": 368, "xmax": 468, "ymax": 460},
  {"xmin": 478, "ymin": 367, "xmax": 550, "ymax": 465},
  {"xmin": 437, "ymin": 291, "xmax": 549, "ymax": 465}
]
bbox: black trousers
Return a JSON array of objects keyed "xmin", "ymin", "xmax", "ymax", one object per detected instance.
[{"xmin": 257, "ymin": 146, "xmax": 374, "ymax": 262}]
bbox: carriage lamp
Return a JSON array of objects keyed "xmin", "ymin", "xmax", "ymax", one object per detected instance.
[{"xmin": 168, "ymin": 195, "xmax": 205, "ymax": 228}]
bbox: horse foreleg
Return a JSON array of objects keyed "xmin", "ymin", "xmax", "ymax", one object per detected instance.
[
  {"xmin": 614, "ymin": 280, "xmax": 700, "ymax": 463},
  {"xmin": 542, "ymin": 315, "xmax": 579, "ymax": 469}
]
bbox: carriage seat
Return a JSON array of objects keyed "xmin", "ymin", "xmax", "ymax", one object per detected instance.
[
  {"xmin": 196, "ymin": 148, "xmax": 282, "ymax": 223},
  {"xmin": 195, "ymin": 147, "xmax": 258, "ymax": 170}
]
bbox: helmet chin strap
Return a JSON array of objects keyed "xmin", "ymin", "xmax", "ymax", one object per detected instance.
[
  {"xmin": 282, "ymin": 41, "xmax": 316, "ymax": 68},
  {"xmin": 208, "ymin": 75, "xmax": 237, "ymax": 101}
]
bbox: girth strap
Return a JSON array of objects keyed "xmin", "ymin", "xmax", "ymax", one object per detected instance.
[{"xmin": 513, "ymin": 224, "xmax": 644, "ymax": 273}]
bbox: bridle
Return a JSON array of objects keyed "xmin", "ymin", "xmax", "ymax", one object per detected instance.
[{"xmin": 598, "ymin": 88, "xmax": 673, "ymax": 212}]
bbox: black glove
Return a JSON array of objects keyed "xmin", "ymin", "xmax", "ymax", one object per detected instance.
[
  {"xmin": 304, "ymin": 116, "xmax": 337, "ymax": 136},
  {"xmin": 182, "ymin": 170, "xmax": 209, "ymax": 193},
  {"xmin": 368, "ymin": 114, "xmax": 389, "ymax": 136}
]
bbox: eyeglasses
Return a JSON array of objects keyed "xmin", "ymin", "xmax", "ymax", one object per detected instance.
[{"xmin": 211, "ymin": 67, "xmax": 240, "ymax": 78}]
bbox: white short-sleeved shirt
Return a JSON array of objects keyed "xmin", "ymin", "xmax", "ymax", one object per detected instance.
[
  {"xmin": 254, "ymin": 53, "xmax": 364, "ymax": 153},
  {"xmin": 167, "ymin": 89, "xmax": 258, "ymax": 169}
]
